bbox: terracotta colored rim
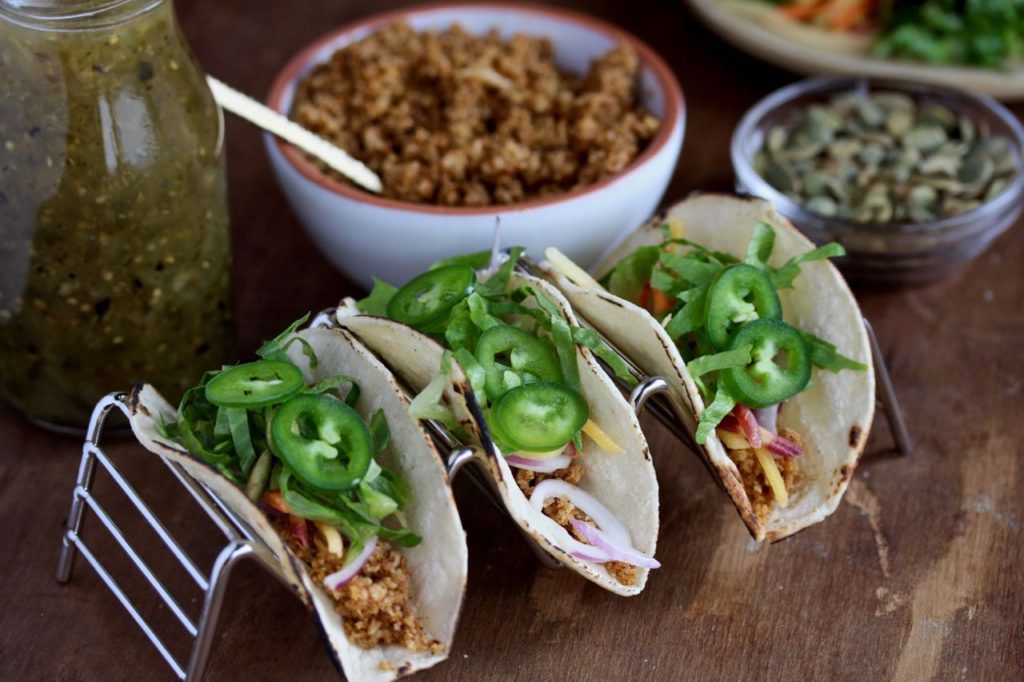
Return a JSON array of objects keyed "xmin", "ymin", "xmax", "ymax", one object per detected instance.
[{"xmin": 265, "ymin": 1, "xmax": 685, "ymax": 215}]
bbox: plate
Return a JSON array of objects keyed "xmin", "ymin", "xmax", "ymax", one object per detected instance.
[{"xmin": 686, "ymin": 0, "xmax": 1024, "ymax": 101}]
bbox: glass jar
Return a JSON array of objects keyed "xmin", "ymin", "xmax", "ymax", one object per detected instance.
[{"xmin": 0, "ymin": 0, "xmax": 233, "ymax": 430}]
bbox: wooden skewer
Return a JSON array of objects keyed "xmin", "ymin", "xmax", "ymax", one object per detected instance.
[{"xmin": 206, "ymin": 75, "xmax": 383, "ymax": 194}]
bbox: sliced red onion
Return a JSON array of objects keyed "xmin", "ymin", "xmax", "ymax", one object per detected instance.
[
  {"xmin": 766, "ymin": 433, "xmax": 803, "ymax": 458},
  {"xmin": 564, "ymin": 540, "xmax": 613, "ymax": 563},
  {"xmin": 506, "ymin": 453, "xmax": 573, "ymax": 473},
  {"xmin": 570, "ymin": 520, "xmax": 661, "ymax": 569},
  {"xmin": 529, "ymin": 479, "xmax": 630, "ymax": 545},
  {"xmin": 732, "ymin": 405, "xmax": 762, "ymax": 449},
  {"xmin": 753, "ymin": 404, "xmax": 780, "ymax": 434},
  {"xmin": 323, "ymin": 537, "xmax": 377, "ymax": 591}
]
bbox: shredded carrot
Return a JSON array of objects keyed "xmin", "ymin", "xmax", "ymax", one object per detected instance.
[
  {"xmin": 778, "ymin": 0, "xmax": 874, "ymax": 30},
  {"xmin": 778, "ymin": 1, "xmax": 825, "ymax": 20},
  {"xmin": 829, "ymin": 0, "xmax": 872, "ymax": 32}
]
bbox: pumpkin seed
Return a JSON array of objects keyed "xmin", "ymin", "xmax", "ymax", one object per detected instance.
[
  {"xmin": 986, "ymin": 178, "xmax": 1008, "ymax": 201},
  {"xmin": 918, "ymin": 103, "xmax": 956, "ymax": 131},
  {"xmin": 805, "ymin": 195, "xmax": 838, "ymax": 217},
  {"xmin": 958, "ymin": 153, "xmax": 994, "ymax": 186},
  {"xmin": 918, "ymin": 152, "xmax": 961, "ymax": 177},
  {"xmin": 754, "ymin": 88, "xmax": 1018, "ymax": 224},
  {"xmin": 886, "ymin": 109, "xmax": 913, "ymax": 136},
  {"xmin": 764, "ymin": 159, "xmax": 799, "ymax": 194},
  {"xmin": 767, "ymin": 126, "xmax": 788, "ymax": 153},
  {"xmin": 902, "ymin": 125, "xmax": 947, "ymax": 153}
]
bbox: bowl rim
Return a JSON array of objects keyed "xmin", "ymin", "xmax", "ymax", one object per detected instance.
[
  {"xmin": 731, "ymin": 75, "xmax": 1024, "ymax": 236},
  {"xmin": 265, "ymin": 0, "xmax": 685, "ymax": 215}
]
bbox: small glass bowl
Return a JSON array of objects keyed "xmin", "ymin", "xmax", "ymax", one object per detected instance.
[{"xmin": 731, "ymin": 77, "xmax": 1024, "ymax": 286}]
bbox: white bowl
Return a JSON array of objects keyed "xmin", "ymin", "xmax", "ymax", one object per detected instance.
[{"xmin": 265, "ymin": 2, "xmax": 685, "ymax": 286}]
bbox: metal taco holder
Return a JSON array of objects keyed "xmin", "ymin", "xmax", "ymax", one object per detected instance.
[
  {"xmin": 53, "ymin": 257, "xmax": 911, "ymax": 682},
  {"xmin": 53, "ymin": 317, "xmax": 564, "ymax": 681}
]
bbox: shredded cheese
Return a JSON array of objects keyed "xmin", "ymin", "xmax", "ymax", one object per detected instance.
[
  {"xmin": 715, "ymin": 426, "xmax": 778, "ymax": 451},
  {"xmin": 666, "ymin": 217, "xmax": 686, "ymax": 253},
  {"xmin": 754, "ymin": 448, "xmax": 788, "ymax": 508},
  {"xmin": 582, "ymin": 419, "xmax": 624, "ymax": 455},
  {"xmin": 314, "ymin": 521, "xmax": 345, "ymax": 558},
  {"xmin": 716, "ymin": 428, "xmax": 749, "ymax": 450},
  {"xmin": 544, "ymin": 247, "xmax": 604, "ymax": 290}
]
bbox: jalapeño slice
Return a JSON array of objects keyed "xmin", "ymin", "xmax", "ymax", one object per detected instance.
[
  {"xmin": 488, "ymin": 382, "xmax": 588, "ymax": 453},
  {"xmin": 270, "ymin": 394, "xmax": 372, "ymax": 491},
  {"xmin": 205, "ymin": 360, "xmax": 304, "ymax": 409},
  {"xmin": 721, "ymin": 319, "xmax": 811, "ymax": 409},
  {"xmin": 387, "ymin": 264, "xmax": 476, "ymax": 330},
  {"xmin": 705, "ymin": 264, "xmax": 782, "ymax": 350},
  {"xmin": 474, "ymin": 325, "xmax": 563, "ymax": 400}
]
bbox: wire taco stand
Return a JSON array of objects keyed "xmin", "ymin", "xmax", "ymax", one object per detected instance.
[
  {"xmin": 54, "ymin": 268, "xmax": 911, "ymax": 681},
  {"xmin": 54, "ymin": 363, "xmax": 554, "ymax": 679}
]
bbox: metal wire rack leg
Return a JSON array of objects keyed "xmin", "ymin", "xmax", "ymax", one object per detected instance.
[
  {"xmin": 54, "ymin": 390, "xmax": 565, "ymax": 682},
  {"xmin": 55, "ymin": 393, "xmax": 286, "ymax": 681}
]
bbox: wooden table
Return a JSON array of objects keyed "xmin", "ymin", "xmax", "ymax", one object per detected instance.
[{"xmin": 2, "ymin": 1, "xmax": 1022, "ymax": 680}]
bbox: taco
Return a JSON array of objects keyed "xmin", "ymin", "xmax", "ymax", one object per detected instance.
[
  {"xmin": 336, "ymin": 250, "xmax": 660, "ymax": 596},
  {"xmin": 542, "ymin": 194, "xmax": 875, "ymax": 542},
  {"xmin": 127, "ymin": 318, "xmax": 468, "ymax": 680}
]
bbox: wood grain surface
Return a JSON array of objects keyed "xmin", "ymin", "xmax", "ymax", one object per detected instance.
[{"xmin": 1, "ymin": 1, "xmax": 1022, "ymax": 680}]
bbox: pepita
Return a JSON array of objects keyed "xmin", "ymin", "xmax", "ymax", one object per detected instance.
[{"xmin": 754, "ymin": 88, "xmax": 1018, "ymax": 224}]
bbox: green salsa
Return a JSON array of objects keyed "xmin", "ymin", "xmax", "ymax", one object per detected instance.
[{"xmin": 0, "ymin": 0, "xmax": 233, "ymax": 429}]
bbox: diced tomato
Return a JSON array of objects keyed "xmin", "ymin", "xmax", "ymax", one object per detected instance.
[
  {"xmin": 639, "ymin": 282, "xmax": 673, "ymax": 316},
  {"xmin": 651, "ymin": 288, "xmax": 674, "ymax": 315},
  {"xmin": 289, "ymin": 514, "xmax": 311, "ymax": 549},
  {"xmin": 263, "ymin": 490, "xmax": 291, "ymax": 515},
  {"xmin": 565, "ymin": 442, "xmax": 579, "ymax": 459},
  {"xmin": 639, "ymin": 283, "xmax": 652, "ymax": 311},
  {"xmin": 718, "ymin": 413, "xmax": 741, "ymax": 434}
]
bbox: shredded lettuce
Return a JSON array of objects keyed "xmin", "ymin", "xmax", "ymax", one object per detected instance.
[
  {"xmin": 607, "ymin": 245, "xmax": 660, "ymax": 302},
  {"xmin": 308, "ymin": 374, "xmax": 361, "ymax": 406},
  {"xmin": 746, "ymin": 221, "xmax": 776, "ymax": 268},
  {"xmin": 686, "ymin": 345, "xmax": 752, "ymax": 378},
  {"xmin": 805, "ymin": 333, "xmax": 869, "ymax": 372},
  {"xmin": 770, "ymin": 243, "xmax": 846, "ymax": 289},
  {"xmin": 453, "ymin": 347, "xmax": 488, "ymax": 403},
  {"xmin": 256, "ymin": 314, "xmax": 317, "ymax": 367},
  {"xmin": 663, "ymin": 285, "xmax": 708, "ymax": 341},
  {"xmin": 408, "ymin": 351, "xmax": 462, "ymax": 432},
  {"xmin": 429, "ymin": 249, "xmax": 493, "ymax": 271},
  {"xmin": 571, "ymin": 327, "xmax": 638, "ymax": 388},
  {"xmin": 476, "ymin": 246, "xmax": 525, "ymax": 298},
  {"xmin": 696, "ymin": 385, "xmax": 737, "ymax": 444},
  {"xmin": 225, "ymin": 408, "xmax": 256, "ymax": 477},
  {"xmin": 279, "ymin": 467, "xmax": 420, "ymax": 551},
  {"xmin": 528, "ymin": 287, "xmax": 581, "ymax": 393},
  {"xmin": 466, "ymin": 292, "xmax": 503, "ymax": 331},
  {"xmin": 368, "ymin": 409, "xmax": 390, "ymax": 454},
  {"xmin": 357, "ymin": 278, "xmax": 398, "ymax": 316},
  {"xmin": 659, "ymin": 251, "xmax": 723, "ymax": 286}
]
